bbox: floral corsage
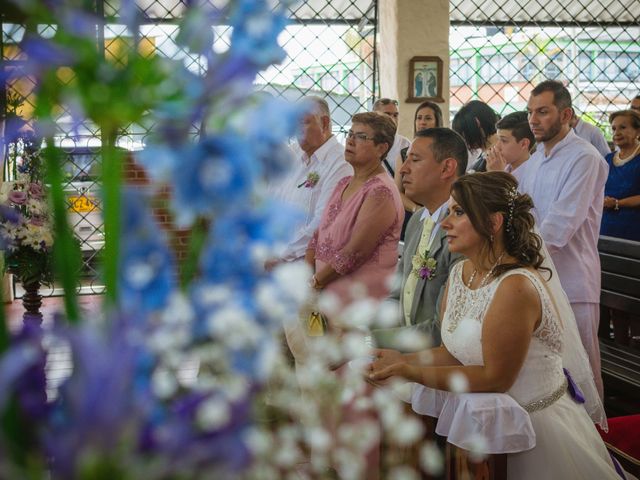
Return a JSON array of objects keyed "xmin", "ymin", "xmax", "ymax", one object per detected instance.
[
  {"xmin": 411, "ymin": 250, "xmax": 437, "ymax": 280},
  {"xmin": 298, "ymin": 171, "xmax": 320, "ymax": 188}
]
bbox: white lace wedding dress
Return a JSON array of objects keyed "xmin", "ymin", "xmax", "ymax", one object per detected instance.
[{"xmin": 441, "ymin": 261, "xmax": 620, "ymax": 479}]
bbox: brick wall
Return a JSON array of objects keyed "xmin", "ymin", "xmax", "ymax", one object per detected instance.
[{"xmin": 122, "ymin": 154, "xmax": 191, "ymax": 266}]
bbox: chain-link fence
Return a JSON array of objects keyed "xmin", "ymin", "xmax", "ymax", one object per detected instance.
[
  {"xmin": 449, "ymin": 0, "xmax": 639, "ymax": 139},
  {"xmin": 1, "ymin": 0, "xmax": 378, "ymax": 296}
]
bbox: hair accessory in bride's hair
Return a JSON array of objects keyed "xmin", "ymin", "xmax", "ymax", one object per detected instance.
[{"xmin": 505, "ymin": 186, "xmax": 518, "ymax": 238}]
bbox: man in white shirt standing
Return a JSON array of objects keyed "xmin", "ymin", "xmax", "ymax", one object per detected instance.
[
  {"xmin": 372, "ymin": 98, "xmax": 411, "ymax": 177},
  {"xmin": 266, "ymin": 96, "xmax": 352, "ymax": 269},
  {"xmin": 570, "ymin": 111, "xmax": 611, "ymax": 157},
  {"xmin": 520, "ymin": 80, "xmax": 608, "ymax": 398}
]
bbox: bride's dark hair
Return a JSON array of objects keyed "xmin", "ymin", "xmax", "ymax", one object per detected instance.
[{"xmin": 450, "ymin": 171, "xmax": 549, "ymax": 277}]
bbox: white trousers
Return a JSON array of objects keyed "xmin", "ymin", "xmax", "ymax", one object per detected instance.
[{"xmin": 570, "ymin": 302, "xmax": 604, "ymax": 400}]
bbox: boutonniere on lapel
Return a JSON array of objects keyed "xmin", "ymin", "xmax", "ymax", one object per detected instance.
[
  {"xmin": 298, "ymin": 171, "xmax": 320, "ymax": 188},
  {"xmin": 412, "ymin": 250, "xmax": 437, "ymax": 280}
]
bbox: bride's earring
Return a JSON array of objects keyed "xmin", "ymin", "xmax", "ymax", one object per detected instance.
[{"xmin": 490, "ymin": 234, "xmax": 495, "ymax": 243}]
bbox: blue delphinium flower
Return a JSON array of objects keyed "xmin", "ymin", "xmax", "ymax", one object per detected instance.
[
  {"xmin": 243, "ymin": 95, "xmax": 306, "ymax": 179},
  {"xmin": 228, "ymin": 0, "xmax": 289, "ymax": 69},
  {"xmin": 119, "ymin": 188, "xmax": 175, "ymax": 315},
  {"xmin": 172, "ymin": 135, "xmax": 256, "ymax": 226},
  {"xmin": 199, "ymin": 200, "xmax": 302, "ymax": 288}
]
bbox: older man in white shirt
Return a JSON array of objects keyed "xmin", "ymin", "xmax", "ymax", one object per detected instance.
[
  {"xmin": 520, "ymin": 80, "xmax": 608, "ymax": 399},
  {"xmin": 266, "ymin": 96, "xmax": 352, "ymax": 269}
]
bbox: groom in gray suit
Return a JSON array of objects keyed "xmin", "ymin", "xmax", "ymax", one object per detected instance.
[{"xmin": 373, "ymin": 128, "xmax": 468, "ymax": 350}]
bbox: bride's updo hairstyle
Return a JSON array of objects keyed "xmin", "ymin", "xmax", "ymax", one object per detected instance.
[{"xmin": 450, "ymin": 171, "xmax": 548, "ymax": 277}]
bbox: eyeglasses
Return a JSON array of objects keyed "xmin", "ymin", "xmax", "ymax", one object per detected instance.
[{"xmin": 346, "ymin": 130, "xmax": 375, "ymax": 142}]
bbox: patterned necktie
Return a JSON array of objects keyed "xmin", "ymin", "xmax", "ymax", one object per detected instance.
[{"xmin": 402, "ymin": 216, "xmax": 436, "ymax": 326}]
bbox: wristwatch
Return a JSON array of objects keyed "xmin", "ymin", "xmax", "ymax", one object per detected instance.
[{"xmin": 614, "ymin": 199, "xmax": 620, "ymax": 211}]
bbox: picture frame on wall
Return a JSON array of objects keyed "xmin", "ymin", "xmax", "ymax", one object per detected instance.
[{"xmin": 407, "ymin": 56, "xmax": 444, "ymax": 103}]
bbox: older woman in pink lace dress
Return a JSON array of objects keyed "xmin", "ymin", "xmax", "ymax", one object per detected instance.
[{"xmin": 306, "ymin": 112, "xmax": 404, "ymax": 316}]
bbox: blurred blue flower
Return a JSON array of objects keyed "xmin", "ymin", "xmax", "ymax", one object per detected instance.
[
  {"xmin": 119, "ymin": 189, "xmax": 175, "ymax": 315},
  {"xmin": 200, "ymin": 201, "xmax": 302, "ymax": 287},
  {"xmin": 59, "ymin": 8, "xmax": 100, "ymax": 39},
  {"xmin": 172, "ymin": 135, "xmax": 256, "ymax": 226},
  {"xmin": 44, "ymin": 324, "xmax": 142, "ymax": 478},
  {"xmin": 228, "ymin": 0, "xmax": 289, "ymax": 69},
  {"xmin": 244, "ymin": 96, "xmax": 305, "ymax": 179},
  {"xmin": 175, "ymin": 7, "xmax": 217, "ymax": 56}
]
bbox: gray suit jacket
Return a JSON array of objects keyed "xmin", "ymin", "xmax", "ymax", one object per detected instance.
[{"xmin": 372, "ymin": 208, "xmax": 462, "ymax": 351}]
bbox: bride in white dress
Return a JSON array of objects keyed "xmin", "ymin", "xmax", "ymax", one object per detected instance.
[{"xmin": 369, "ymin": 171, "xmax": 621, "ymax": 479}]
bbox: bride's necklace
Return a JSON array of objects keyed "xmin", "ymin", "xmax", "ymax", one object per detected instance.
[
  {"xmin": 466, "ymin": 252, "xmax": 506, "ymax": 289},
  {"xmin": 613, "ymin": 142, "xmax": 640, "ymax": 167}
]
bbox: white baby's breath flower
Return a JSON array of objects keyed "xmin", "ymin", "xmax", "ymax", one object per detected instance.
[
  {"xmin": 197, "ymin": 284, "xmax": 233, "ymax": 306},
  {"xmin": 196, "ymin": 396, "xmax": 231, "ymax": 430},
  {"xmin": 160, "ymin": 292, "xmax": 194, "ymax": 326},
  {"xmin": 393, "ymin": 330, "xmax": 432, "ymax": 351},
  {"xmin": 305, "ymin": 426, "xmax": 331, "ymax": 452},
  {"xmin": 207, "ymin": 305, "xmax": 260, "ymax": 348},
  {"xmin": 272, "ymin": 261, "xmax": 312, "ymax": 304},
  {"xmin": 388, "ymin": 415, "xmax": 424, "ymax": 446},
  {"xmin": 387, "ymin": 466, "xmax": 420, "ymax": 480},
  {"xmin": 467, "ymin": 433, "xmax": 489, "ymax": 462},
  {"xmin": 250, "ymin": 241, "xmax": 270, "ymax": 265},
  {"xmin": 151, "ymin": 367, "xmax": 177, "ymax": 399},
  {"xmin": 448, "ymin": 372, "xmax": 470, "ymax": 393},
  {"xmin": 372, "ymin": 299, "xmax": 402, "ymax": 328},
  {"xmin": 256, "ymin": 282, "xmax": 288, "ymax": 321},
  {"xmin": 244, "ymin": 427, "xmax": 273, "ymax": 456},
  {"xmin": 338, "ymin": 298, "xmax": 378, "ymax": 330},
  {"xmin": 316, "ymin": 290, "xmax": 340, "ymax": 317},
  {"xmin": 420, "ymin": 441, "xmax": 444, "ymax": 475}
]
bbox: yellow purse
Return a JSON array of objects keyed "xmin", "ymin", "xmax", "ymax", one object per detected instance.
[{"xmin": 306, "ymin": 311, "xmax": 327, "ymax": 336}]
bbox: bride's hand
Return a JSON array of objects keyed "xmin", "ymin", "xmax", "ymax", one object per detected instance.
[{"xmin": 367, "ymin": 350, "xmax": 407, "ymax": 384}]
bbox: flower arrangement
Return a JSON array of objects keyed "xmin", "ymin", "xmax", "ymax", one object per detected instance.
[
  {"xmin": 297, "ymin": 171, "xmax": 320, "ymax": 188},
  {"xmin": 412, "ymin": 250, "xmax": 437, "ymax": 280},
  {"xmin": 0, "ymin": 131, "xmax": 54, "ymax": 287}
]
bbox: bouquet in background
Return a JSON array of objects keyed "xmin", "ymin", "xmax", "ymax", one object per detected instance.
[{"xmin": 0, "ymin": 131, "xmax": 54, "ymax": 287}]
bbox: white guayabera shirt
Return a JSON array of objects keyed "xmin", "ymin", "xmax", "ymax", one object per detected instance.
[
  {"xmin": 518, "ymin": 129, "xmax": 608, "ymax": 304},
  {"xmin": 268, "ymin": 135, "xmax": 352, "ymax": 261}
]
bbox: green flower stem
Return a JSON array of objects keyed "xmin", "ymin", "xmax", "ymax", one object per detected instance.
[
  {"xmin": 101, "ymin": 131, "xmax": 122, "ymax": 307},
  {"xmin": 44, "ymin": 141, "xmax": 80, "ymax": 324},
  {"xmin": 180, "ymin": 218, "xmax": 207, "ymax": 290}
]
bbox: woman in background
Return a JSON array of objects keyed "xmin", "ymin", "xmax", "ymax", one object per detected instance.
[
  {"xmin": 452, "ymin": 100, "xmax": 499, "ymax": 172},
  {"xmin": 602, "ymin": 109, "xmax": 640, "ymax": 241}
]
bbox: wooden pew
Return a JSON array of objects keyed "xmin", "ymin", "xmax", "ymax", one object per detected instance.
[{"xmin": 597, "ymin": 236, "xmax": 640, "ymax": 416}]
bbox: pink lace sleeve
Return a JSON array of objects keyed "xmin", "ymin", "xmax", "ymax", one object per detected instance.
[
  {"xmin": 308, "ymin": 229, "xmax": 318, "ymax": 251},
  {"xmin": 330, "ymin": 183, "xmax": 400, "ymax": 274}
]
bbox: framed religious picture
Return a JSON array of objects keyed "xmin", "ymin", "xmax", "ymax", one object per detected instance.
[{"xmin": 407, "ymin": 56, "xmax": 444, "ymax": 103}]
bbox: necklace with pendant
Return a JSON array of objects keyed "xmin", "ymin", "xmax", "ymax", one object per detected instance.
[{"xmin": 466, "ymin": 252, "xmax": 506, "ymax": 289}]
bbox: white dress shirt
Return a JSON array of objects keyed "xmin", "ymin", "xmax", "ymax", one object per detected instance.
[
  {"xmin": 384, "ymin": 134, "xmax": 411, "ymax": 176},
  {"xmin": 268, "ymin": 135, "xmax": 352, "ymax": 261},
  {"xmin": 518, "ymin": 130, "xmax": 608, "ymax": 303},
  {"xmin": 574, "ymin": 118, "xmax": 611, "ymax": 157}
]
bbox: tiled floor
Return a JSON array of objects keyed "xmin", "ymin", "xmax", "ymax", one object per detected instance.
[{"xmin": 5, "ymin": 294, "xmax": 103, "ymax": 332}]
